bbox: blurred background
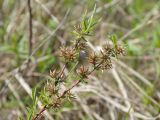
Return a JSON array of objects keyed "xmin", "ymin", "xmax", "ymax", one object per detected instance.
[{"xmin": 0, "ymin": 0, "xmax": 160, "ymax": 119}]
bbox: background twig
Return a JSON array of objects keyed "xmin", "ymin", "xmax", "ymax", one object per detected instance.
[{"xmin": 28, "ymin": 0, "xmax": 33, "ymax": 56}]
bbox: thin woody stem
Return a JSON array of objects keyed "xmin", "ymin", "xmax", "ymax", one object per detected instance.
[
  {"xmin": 88, "ymin": 60, "xmax": 103, "ymax": 74},
  {"xmin": 59, "ymin": 79, "xmax": 81, "ymax": 98},
  {"xmin": 27, "ymin": 0, "xmax": 33, "ymax": 56},
  {"xmin": 32, "ymin": 105, "xmax": 47, "ymax": 120}
]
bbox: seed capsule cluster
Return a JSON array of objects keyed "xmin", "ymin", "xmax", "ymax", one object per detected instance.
[{"xmin": 46, "ymin": 24, "xmax": 125, "ymax": 113}]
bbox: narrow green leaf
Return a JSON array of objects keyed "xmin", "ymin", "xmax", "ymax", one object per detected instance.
[
  {"xmin": 32, "ymin": 87, "xmax": 37, "ymax": 105},
  {"xmin": 86, "ymin": 4, "xmax": 96, "ymax": 33},
  {"xmin": 110, "ymin": 34, "xmax": 118, "ymax": 48}
]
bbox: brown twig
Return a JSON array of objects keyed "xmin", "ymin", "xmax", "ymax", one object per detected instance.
[
  {"xmin": 32, "ymin": 105, "xmax": 47, "ymax": 120},
  {"xmin": 27, "ymin": 0, "xmax": 33, "ymax": 56},
  {"xmin": 88, "ymin": 60, "xmax": 103, "ymax": 74},
  {"xmin": 60, "ymin": 79, "xmax": 81, "ymax": 98}
]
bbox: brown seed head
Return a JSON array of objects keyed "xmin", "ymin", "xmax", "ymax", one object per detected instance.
[
  {"xmin": 60, "ymin": 47, "xmax": 77, "ymax": 61},
  {"xmin": 103, "ymin": 44, "xmax": 115, "ymax": 57},
  {"xmin": 88, "ymin": 53, "xmax": 98, "ymax": 66},
  {"xmin": 115, "ymin": 45, "xmax": 125, "ymax": 55},
  {"xmin": 100, "ymin": 50, "xmax": 111, "ymax": 63},
  {"xmin": 52, "ymin": 99, "xmax": 61, "ymax": 109},
  {"xmin": 77, "ymin": 66, "xmax": 89, "ymax": 78},
  {"xmin": 101, "ymin": 62, "xmax": 112, "ymax": 70},
  {"xmin": 74, "ymin": 24, "xmax": 83, "ymax": 34},
  {"xmin": 50, "ymin": 70, "xmax": 59, "ymax": 78},
  {"xmin": 47, "ymin": 84, "xmax": 58, "ymax": 94},
  {"xmin": 75, "ymin": 41, "xmax": 87, "ymax": 50},
  {"xmin": 60, "ymin": 46, "xmax": 67, "ymax": 57}
]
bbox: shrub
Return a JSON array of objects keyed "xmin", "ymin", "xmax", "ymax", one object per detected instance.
[{"xmin": 26, "ymin": 5, "xmax": 125, "ymax": 120}]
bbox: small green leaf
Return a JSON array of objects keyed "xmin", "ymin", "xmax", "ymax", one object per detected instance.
[
  {"xmin": 86, "ymin": 4, "xmax": 97, "ymax": 33},
  {"xmin": 27, "ymin": 107, "xmax": 33, "ymax": 120},
  {"xmin": 109, "ymin": 34, "xmax": 118, "ymax": 49},
  {"xmin": 82, "ymin": 10, "xmax": 88, "ymax": 31},
  {"xmin": 32, "ymin": 88, "xmax": 37, "ymax": 103},
  {"xmin": 39, "ymin": 87, "xmax": 51, "ymax": 105},
  {"xmin": 83, "ymin": 18, "xmax": 88, "ymax": 31}
]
